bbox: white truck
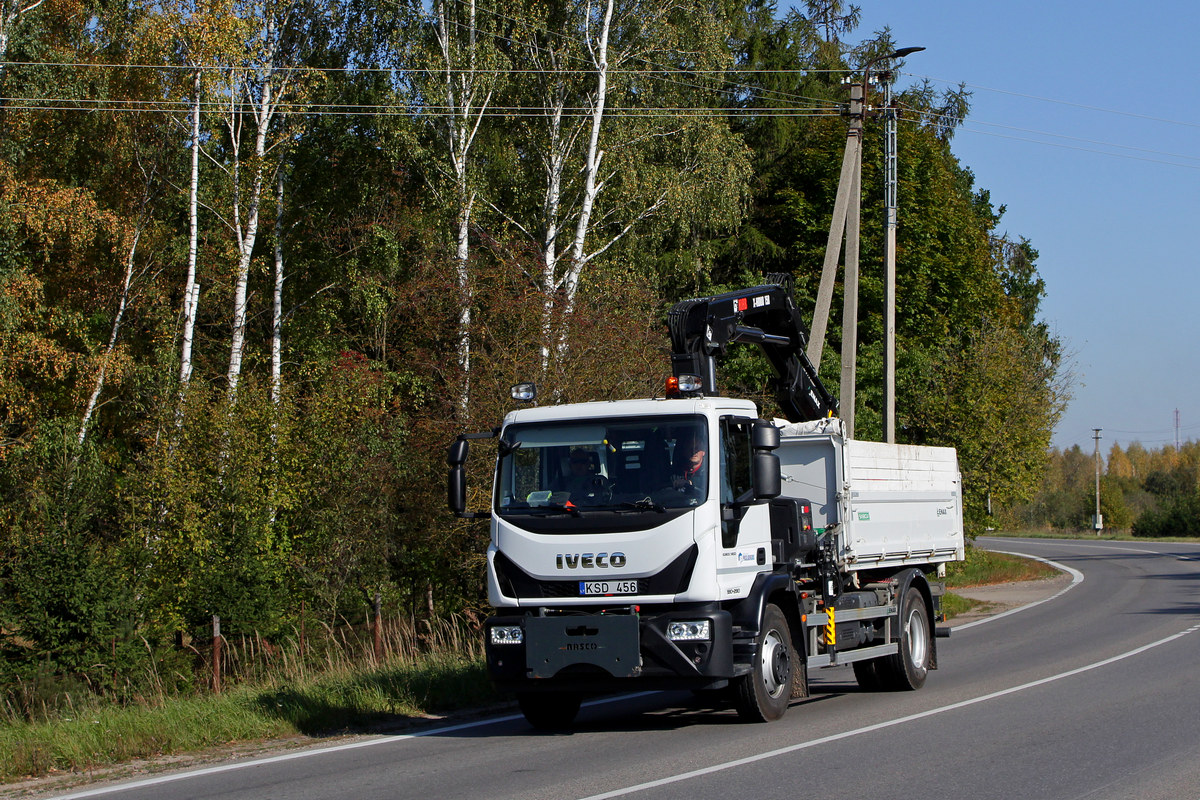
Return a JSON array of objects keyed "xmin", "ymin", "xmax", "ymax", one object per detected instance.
[{"xmin": 448, "ymin": 279, "xmax": 964, "ymax": 728}]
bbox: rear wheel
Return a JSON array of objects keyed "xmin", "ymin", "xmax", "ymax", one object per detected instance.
[
  {"xmin": 734, "ymin": 604, "xmax": 794, "ymax": 722},
  {"xmin": 876, "ymin": 586, "xmax": 931, "ymax": 690},
  {"xmin": 517, "ymin": 692, "xmax": 581, "ymax": 730},
  {"xmin": 852, "ymin": 658, "xmax": 882, "ymax": 690}
]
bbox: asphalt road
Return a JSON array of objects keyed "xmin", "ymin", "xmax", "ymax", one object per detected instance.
[{"xmin": 40, "ymin": 538, "xmax": 1200, "ymax": 800}]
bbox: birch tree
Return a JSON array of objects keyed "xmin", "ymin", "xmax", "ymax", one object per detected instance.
[
  {"xmin": 76, "ymin": 222, "xmax": 145, "ymax": 446},
  {"xmin": 178, "ymin": 67, "xmax": 202, "ymax": 399},
  {"xmin": 211, "ymin": 0, "xmax": 314, "ymax": 400},
  {"xmin": 506, "ymin": 0, "xmax": 751, "ymax": 370},
  {"xmin": 223, "ymin": 42, "xmax": 278, "ymax": 399},
  {"xmin": 270, "ymin": 169, "xmax": 284, "ymax": 405},
  {"xmin": 403, "ymin": 0, "xmax": 504, "ymax": 415},
  {"xmin": 141, "ymin": 0, "xmax": 239, "ymax": 413},
  {"xmin": 0, "ymin": 0, "xmax": 45, "ymax": 76}
]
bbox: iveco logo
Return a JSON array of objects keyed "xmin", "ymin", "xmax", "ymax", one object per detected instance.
[{"xmin": 556, "ymin": 552, "xmax": 627, "ymax": 569}]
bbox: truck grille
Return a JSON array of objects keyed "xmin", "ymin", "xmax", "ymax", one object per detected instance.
[{"xmin": 493, "ymin": 546, "xmax": 697, "ymax": 599}]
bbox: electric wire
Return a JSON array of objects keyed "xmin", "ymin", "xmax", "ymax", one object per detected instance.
[
  {"xmin": 908, "ymin": 72, "xmax": 1200, "ymax": 130},
  {"xmin": 895, "ymin": 107, "xmax": 1200, "ymax": 171},
  {"xmin": 0, "ymin": 95, "xmax": 844, "ymax": 117}
]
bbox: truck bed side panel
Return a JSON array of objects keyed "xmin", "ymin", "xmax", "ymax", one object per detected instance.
[
  {"xmin": 776, "ymin": 431, "xmax": 964, "ymax": 572},
  {"xmin": 842, "ymin": 439, "xmax": 964, "ymax": 569}
]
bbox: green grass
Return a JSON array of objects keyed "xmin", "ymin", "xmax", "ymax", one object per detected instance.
[
  {"xmin": 943, "ymin": 545, "xmax": 1058, "ymax": 588},
  {"xmin": 0, "ymin": 654, "xmax": 500, "ymax": 783},
  {"xmin": 934, "ymin": 544, "xmax": 1063, "ymax": 621},
  {"xmin": 939, "ymin": 591, "xmax": 981, "ymax": 619}
]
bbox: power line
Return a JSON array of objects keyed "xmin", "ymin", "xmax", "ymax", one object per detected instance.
[
  {"xmin": 952, "ymin": 117, "xmax": 1200, "ymax": 165},
  {"xmin": 0, "ymin": 96, "xmax": 844, "ymax": 117},
  {"xmin": 895, "ymin": 110, "xmax": 1200, "ymax": 172},
  {"xmin": 908, "ymin": 73, "xmax": 1200, "ymax": 130},
  {"xmin": 0, "ymin": 59, "xmax": 850, "ymax": 75}
]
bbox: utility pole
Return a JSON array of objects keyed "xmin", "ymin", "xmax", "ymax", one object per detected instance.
[
  {"xmin": 808, "ymin": 47, "xmax": 923, "ymax": 444},
  {"xmin": 837, "ymin": 82, "xmax": 863, "ymax": 440},
  {"xmin": 1093, "ymin": 428, "xmax": 1103, "ymax": 535},
  {"xmin": 808, "ymin": 85, "xmax": 861, "ymax": 376}
]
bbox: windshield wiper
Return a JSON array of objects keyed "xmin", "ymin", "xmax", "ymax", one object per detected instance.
[
  {"xmin": 527, "ymin": 501, "xmax": 581, "ymax": 517},
  {"xmin": 620, "ymin": 498, "xmax": 667, "ymax": 513}
]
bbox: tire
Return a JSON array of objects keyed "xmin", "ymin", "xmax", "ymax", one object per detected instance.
[
  {"xmin": 876, "ymin": 586, "xmax": 931, "ymax": 691},
  {"xmin": 733, "ymin": 604, "xmax": 794, "ymax": 722},
  {"xmin": 852, "ymin": 658, "xmax": 882, "ymax": 691},
  {"xmin": 517, "ymin": 692, "xmax": 581, "ymax": 730}
]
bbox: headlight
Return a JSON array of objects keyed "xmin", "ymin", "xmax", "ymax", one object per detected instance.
[
  {"xmin": 667, "ymin": 620, "xmax": 711, "ymax": 641},
  {"xmin": 490, "ymin": 625, "xmax": 524, "ymax": 645}
]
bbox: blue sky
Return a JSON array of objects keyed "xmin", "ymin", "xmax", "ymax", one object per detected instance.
[{"xmin": 808, "ymin": 0, "xmax": 1199, "ymax": 452}]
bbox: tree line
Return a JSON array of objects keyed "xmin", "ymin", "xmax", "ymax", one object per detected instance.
[
  {"xmin": 1006, "ymin": 440, "xmax": 1200, "ymax": 536},
  {"xmin": 0, "ymin": 0, "xmax": 1064, "ymax": 703}
]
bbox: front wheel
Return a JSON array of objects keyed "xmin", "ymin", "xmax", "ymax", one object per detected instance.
[
  {"xmin": 734, "ymin": 604, "xmax": 794, "ymax": 722},
  {"xmin": 876, "ymin": 586, "xmax": 931, "ymax": 690},
  {"xmin": 517, "ymin": 692, "xmax": 581, "ymax": 730}
]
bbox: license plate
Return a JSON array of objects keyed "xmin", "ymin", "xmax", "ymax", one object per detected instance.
[{"xmin": 579, "ymin": 580, "xmax": 638, "ymax": 596}]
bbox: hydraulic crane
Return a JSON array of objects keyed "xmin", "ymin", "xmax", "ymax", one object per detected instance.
[{"xmin": 667, "ymin": 274, "xmax": 838, "ymax": 423}]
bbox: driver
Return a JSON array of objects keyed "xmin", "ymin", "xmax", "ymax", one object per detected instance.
[
  {"xmin": 564, "ymin": 449, "xmax": 608, "ymax": 497},
  {"xmin": 671, "ymin": 431, "xmax": 706, "ymax": 492}
]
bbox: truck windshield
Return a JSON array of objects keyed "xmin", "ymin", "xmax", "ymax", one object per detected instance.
[{"xmin": 497, "ymin": 415, "xmax": 708, "ymax": 512}]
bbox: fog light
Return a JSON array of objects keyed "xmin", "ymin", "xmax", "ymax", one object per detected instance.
[
  {"xmin": 490, "ymin": 625, "xmax": 524, "ymax": 645},
  {"xmin": 667, "ymin": 620, "xmax": 711, "ymax": 641}
]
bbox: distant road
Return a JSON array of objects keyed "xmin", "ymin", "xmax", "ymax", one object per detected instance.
[{"xmin": 43, "ymin": 538, "xmax": 1200, "ymax": 800}]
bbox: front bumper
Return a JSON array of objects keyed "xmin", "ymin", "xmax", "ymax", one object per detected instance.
[{"xmin": 485, "ymin": 604, "xmax": 734, "ymax": 693}]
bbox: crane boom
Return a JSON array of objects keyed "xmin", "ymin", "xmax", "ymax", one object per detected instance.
[{"xmin": 667, "ymin": 275, "xmax": 837, "ymax": 423}]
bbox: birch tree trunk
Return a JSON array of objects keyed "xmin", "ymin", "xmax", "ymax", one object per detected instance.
[
  {"xmin": 78, "ymin": 226, "xmax": 143, "ymax": 447},
  {"xmin": 552, "ymin": 0, "xmax": 613, "ymax": 360},
  {"xmin": 178, "ymin": 69, "xmax": 202, "ymax": 402},
  {"xmin": 226, "ymin": 9, "xmax": 289, "ymax": 400},
  {"xmin": 271, "ymin": 169, "xmax": 284, "ymax": 406},
  {"xmin": 433, "ymin": 0, "xmax": 491, "ymax": 417},
  {"xmin": 226, "ymin": 70, "xmax": 273, "ymax": 399},
  {"xmin": 564, "ymin": 0, "xmax": 612, "ymax": 295},
  {"xmin": 538, "ymin": 70, "xmax": 572, "ymax": 372}
]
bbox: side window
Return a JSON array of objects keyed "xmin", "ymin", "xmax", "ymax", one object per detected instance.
[{"xmin": 720, "ymin": 418, "xmax": 753, "ymax": 504}]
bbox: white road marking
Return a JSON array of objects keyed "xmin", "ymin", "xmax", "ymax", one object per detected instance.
[
  {"xmin": 577, "ymin": 621, "xmax": 1200, "ymax": 800},
  {"xmin": 952, "ymin": 550, "xmax": 1084, "ymax": 631}
]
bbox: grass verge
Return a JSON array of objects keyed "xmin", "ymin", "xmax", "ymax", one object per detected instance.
[
  {"xmin": 938, "ymin": 544, "xmax": 1061, "ymax": 620},
  {"xmin": 1, "ymin": 654, "xmax": 499, "ymax": 784},
  {"xmin": 944, "ymin": 545, "xmax": 1058, "ymax": 588}
]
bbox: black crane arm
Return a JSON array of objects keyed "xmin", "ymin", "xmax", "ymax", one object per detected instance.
[{"xmin": 667, "ymin": 276, "xmax": 837, "ymax": 423}]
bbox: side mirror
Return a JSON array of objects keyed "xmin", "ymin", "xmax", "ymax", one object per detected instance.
[
  {"xmin": 448, "ymin": 465, "xmax": 467, "ymax": 514},
  {"xmin": 447, "ymin": 438, "xmax": 470, "ymax": 515},
  {"xmin": 752, "ymin": 420, "xmax": 780, "ymax": 450},
  {"xmin": 753, "ymin": 452, "xmax": 781, "ymax": 500},
  {"xmin": 448, "ymin": 438, "xmax": 470, "ymax": 467}
]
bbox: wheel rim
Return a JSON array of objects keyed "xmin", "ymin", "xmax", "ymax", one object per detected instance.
[
  {"xmin": 760, "ymin": 628, "xmax": 790, "ymax": 697},
  {"xmin": 905, "ymin": 607, "xmax": 928, "ymax": 669}
]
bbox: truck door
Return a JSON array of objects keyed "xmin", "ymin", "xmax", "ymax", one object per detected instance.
[{"xmin": 716, "ymin": 417, "xmax": 772, "ymax": 599}]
